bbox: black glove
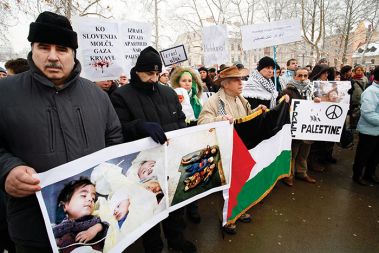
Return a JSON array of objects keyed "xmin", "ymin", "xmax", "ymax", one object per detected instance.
[{"xmin": 138, "ymin": 121, "xmax": 167, "ymax": 144}]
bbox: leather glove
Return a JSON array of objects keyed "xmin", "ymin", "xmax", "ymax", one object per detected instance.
[{"xmin": 138, "ymin": 121, "xmax": 167, "ymax": 144}]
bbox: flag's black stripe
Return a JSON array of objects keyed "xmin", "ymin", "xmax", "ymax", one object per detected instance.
[{"xmin": 234, "ymin": 102, "xmax": 291, "ymax": 150}]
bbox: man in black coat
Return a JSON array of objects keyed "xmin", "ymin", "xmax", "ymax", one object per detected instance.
[
  {"xmin": 111, "ymin": 46, "xmax": 197, "ymax": 253},
  {"xmin": 0, "ymin": 12, "xmax": 123, "ymax": 253}
]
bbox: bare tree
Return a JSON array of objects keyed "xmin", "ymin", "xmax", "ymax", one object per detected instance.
[
  {"xmin": 43, "ymin": 0, "xmax": 112, "ymax": 19},
  {"xmin": 230, "ymin": 0, "xmax": 256, "ymax": 25},
  {"xmin": 359, "ymin": 0, "xmax": 379, "ymax": 64},
  {"xmin": 259, "ymin": 0, "xmax": 295, "ymax": 22},
  {"xmin": 301, "ymin": 0, "xmax": 325, "ymax": 62}
]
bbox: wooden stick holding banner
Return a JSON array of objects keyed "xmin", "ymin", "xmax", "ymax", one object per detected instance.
[{"xmin": 273, "ymin": 45, "xmax": 277, "ymax": 89}]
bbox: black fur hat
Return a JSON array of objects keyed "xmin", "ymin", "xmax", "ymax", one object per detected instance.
[{"xmin": 28, "ymin": 11, "xmax": 78, "ymax": 49}]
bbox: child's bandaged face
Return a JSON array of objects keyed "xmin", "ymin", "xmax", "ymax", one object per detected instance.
[
  {"xmin": 64, "ymin": 184, "xmax": 96, "ymax": 219},
  {"xmin": 113, "ymin": 199, "xmax": 130, "ymax": 221},
  {"xmin": 138, "ymin": 161, "xmax": 156, "ymax": 180}
]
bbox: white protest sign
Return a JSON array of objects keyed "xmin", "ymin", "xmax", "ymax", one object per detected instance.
[
  {"xmin": 120, "ymin": 21, "xmax": 152, "ymax": 74},
  {"xmin": 203, "ymin": 25, "xmax": 229, "ymax": 66},
  {"xmin": 241, "ymin": 18, "xmax": 301, "ymax": 50},
  {"xmin": 290, "ymin": 99, "xmax": 349, "ymax": 142},
  {"xmin": 72, "ymin": 16, "xmax": 124, "ymax": 81},
  {"xmin": 160, "ymin": 45, "xmax": 188, "ymax": 66}
]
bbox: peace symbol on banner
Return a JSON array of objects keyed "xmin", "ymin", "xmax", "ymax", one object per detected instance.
[{"xmin": 325, "ymin": 105, "xmax": 343, "ymax": 120}]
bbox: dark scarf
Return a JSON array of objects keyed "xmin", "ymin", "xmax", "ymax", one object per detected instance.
[{"xmin": 129, "ymin": 67, "xmax": 158, "ymax": 94}]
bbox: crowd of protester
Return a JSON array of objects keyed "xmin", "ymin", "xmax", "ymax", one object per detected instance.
[{"xmin": 1, "ymin": 11, "xmax": 378, "ymax": 253}]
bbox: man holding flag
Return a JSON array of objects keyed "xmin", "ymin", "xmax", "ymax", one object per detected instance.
[{"xmin": 198, "ymin": 65, "xmax": 290, "ymax": 234}]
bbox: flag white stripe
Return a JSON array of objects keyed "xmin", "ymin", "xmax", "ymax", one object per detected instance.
[{"xmin": 248, "ymin": 124, "xmax": 291, "ymax": 180}]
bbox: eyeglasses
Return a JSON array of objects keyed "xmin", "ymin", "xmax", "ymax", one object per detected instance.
[{"xmin": 296, "ymin": 74, "xmax": 308, "ymax": 78}]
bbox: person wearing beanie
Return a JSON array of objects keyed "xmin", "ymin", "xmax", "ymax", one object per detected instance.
[
  {"xmin": 243, "ymin": 56, "xmax": 278, "ymax": 109},
  {"xmin": 111, "ymin": 46, "xmax": 197, "ymax": 253},
  {"xmin": 0, "ymin": 67, "xmax": 7, "ymax": 78},
  {"xmin": 0, "ymin": 11, "xmax": 123, "ymax": 252}
]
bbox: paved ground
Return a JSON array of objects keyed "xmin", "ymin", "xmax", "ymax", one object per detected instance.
[{"xmin": 125, "ymin": 138, "xmax": 379, "ymax": 253}]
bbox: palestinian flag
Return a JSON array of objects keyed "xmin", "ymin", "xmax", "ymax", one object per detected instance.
[{"xmin": 223, "ymin": 101, "xmax": 291, "ymax": 224}]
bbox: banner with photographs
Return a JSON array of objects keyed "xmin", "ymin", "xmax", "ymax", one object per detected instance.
[
  {"xmin": 290, "ymin": 99, "xmax": 349, "ymax": 142},
  {"xmin": 166, "ymin": 122, "xmax": 232, "ymax": 211},
  {"xmin": 36, "ymin": 122, "xmax": 232, "ymax": 253},
  {"xmin": 72, "ymin": 17, "xmax": 152, "ymax": 82}
]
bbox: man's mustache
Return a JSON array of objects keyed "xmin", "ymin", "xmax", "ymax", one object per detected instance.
[{"xmin": 45, "ymin": 63, "xmax": 63, "ymax": 69}]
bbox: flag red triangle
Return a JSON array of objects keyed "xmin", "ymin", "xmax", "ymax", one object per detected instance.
[{"xmin": 227, "ymin": 129, "xmax": 256, "ymax": 219}]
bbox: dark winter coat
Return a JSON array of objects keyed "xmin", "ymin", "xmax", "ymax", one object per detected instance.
[
  {"xmin": 0, "ymin": 54, "xmax": 123, "ymax": 247},
  {"xmin": 111, "ymin": 68, "xmax": 186, "ymax": 142}
]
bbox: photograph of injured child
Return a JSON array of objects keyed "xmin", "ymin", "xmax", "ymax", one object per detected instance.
[
  {"xmin": 312, "ymin": 81, "xmax": 351, "ymax": 104},
  {"xmin": 167, "ymin": 127, "xmax": 228, "ymax": 207},
  {"xmin": 39, "ymin": 146, "xmax": 167, "ymax": 253}
]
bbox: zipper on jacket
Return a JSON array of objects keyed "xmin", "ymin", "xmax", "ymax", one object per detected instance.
[
  {"xmin": 47, "ymin": 109, "xmax": 55, "ymax": 152},
  {"xmin": 76, "ymin": 108, "xmax": 89, "ymax": 148}
]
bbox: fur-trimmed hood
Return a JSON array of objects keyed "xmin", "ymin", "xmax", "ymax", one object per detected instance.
[{"xmin": 170, "ymin": 66, "xmax": 203, "ymax": 97}]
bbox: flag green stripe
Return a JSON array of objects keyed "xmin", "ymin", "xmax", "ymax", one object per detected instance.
[{"xmin": 228, "ymin": 150, "xmax": 291, "ymax": 221}]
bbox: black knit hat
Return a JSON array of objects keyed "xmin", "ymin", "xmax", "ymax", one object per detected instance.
[
  {"xmin": 135, "ymin": 46, "xmax": 162, "ymax": 72},
  {"xmin": 28, "ymin": 11, "xmax": 78, "ymax": 49},
  {"xmin": 257, "ymin": 56, "xmax": 276, "ymax": 71}
]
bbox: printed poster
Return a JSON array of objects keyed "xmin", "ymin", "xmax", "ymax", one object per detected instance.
[
  {"xmin": 312, "ymin": 81, "xmax": 351, "ymax": 104},
  {"xmin": 36, "ymin": 122, "xmax": 232, "ymax": 252},
  {"xmin": 166, "ymin": 122, "xmax": 232, "ymax": 211}
]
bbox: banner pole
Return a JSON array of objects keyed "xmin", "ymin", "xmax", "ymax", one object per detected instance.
[{"xmin": 273, "ymin": 46, "xmax": 277, "ymax": 89}]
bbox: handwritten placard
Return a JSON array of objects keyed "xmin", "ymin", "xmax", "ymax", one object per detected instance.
[
  {"xmin": 241, "ymin": 18, "xmax": 301, "ymax": 50},
  {"xmin": 120, "ymin": 21, "xmax": 152, "ymax": 75},
  {"xmin": 72, "ymin": 16, "xmax": 124, "ymax": 81},
  {"xmin": 159, "ymin": 45, "xmax": 188, "ymax": 66},
  {"xmin": 203, "ymin": 25, "xmax": 229, "ymax": 66}
]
